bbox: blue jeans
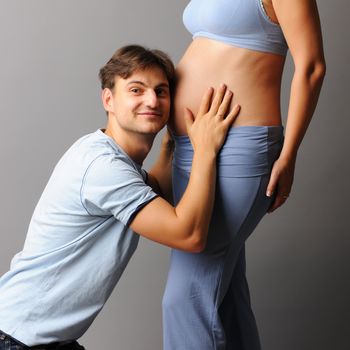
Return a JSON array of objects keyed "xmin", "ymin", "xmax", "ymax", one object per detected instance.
[{"xmin": 0, "ymin": 331, "xmax": 85, "ymax": 350}]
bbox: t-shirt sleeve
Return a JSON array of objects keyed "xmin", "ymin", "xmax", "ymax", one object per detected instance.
[{"xmin": 81, "ymin": 154, "xmax": 158, "ymax": 226}]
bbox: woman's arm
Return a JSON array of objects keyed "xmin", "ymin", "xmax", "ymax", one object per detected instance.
[{"xmin": 266, "ymin": 0, "xmax": 326, "ymax": 212}]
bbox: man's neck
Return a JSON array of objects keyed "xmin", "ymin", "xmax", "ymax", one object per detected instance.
[{"xmin": 104, "ymin": 125, "xmax": 155, "ymax": 165}]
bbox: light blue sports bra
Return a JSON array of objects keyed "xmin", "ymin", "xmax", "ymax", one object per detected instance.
[{"xmin": 183, "ymin": 0, "xmax": 288, "ymax": 56}]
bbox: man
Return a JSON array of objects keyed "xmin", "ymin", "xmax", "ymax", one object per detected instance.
[{"xmin": 0, "ymin": 45, "xmax": 239, "ymax": 349}]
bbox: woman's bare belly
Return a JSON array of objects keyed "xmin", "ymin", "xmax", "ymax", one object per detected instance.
[{"xmin": 170, "ymin": 37, "xmax": 286, "ymax": 135}]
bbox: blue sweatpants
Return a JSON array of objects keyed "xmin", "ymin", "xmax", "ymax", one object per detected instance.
[{"xmin": 162, "ymin": 126, "xmax": 283, "ymax": 350}]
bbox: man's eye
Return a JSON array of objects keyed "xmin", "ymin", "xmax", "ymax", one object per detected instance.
[
  {"xmin": 131, "ymin": 88, "xmax": 141, "ymax": 93},
  {"xmin": 156, "ymin": 89, "xmax": 168, "ymax": 96}
]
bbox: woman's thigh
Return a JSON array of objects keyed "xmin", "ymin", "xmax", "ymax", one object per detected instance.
[{"xmin": 169, "ymin": 168, "xmax": 272, "ymax": 295}]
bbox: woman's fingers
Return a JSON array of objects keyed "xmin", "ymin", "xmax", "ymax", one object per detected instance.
[
  {"xmin": 266, "ymin": 172, "xmax": 281, "ymax": 213},
  {"xmin": 197, "ymin": 87, "xmax": 214, "ymax": 117},
  {"xmin": 266, "ymin": 159, "xmax": 294, "ymax": 213},
  {"xmin": 266, "ymin": 166, "xmax": 279, "ymax": 213},
  {"xmin": 266, "ymin": 172, "xmax": 277, "ymax": 198},
  {"xmin": 268, "ymin": 191, "xmax": 288, "ymax": 213}
]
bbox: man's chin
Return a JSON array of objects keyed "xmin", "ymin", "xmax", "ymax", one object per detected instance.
[{"xmin": 139, "ymin": 122, "xmax": 167, "ymax": 135}]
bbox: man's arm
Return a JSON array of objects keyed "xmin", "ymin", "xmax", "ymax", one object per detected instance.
[
  {"xmin": 147, "ymin": 129, "xmax": 174, "ymax": 204},
  {"xmin": 130, "ymin": 85, "xmax": 240, "ymax": 252}
]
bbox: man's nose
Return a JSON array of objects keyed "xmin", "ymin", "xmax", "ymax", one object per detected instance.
[{"xmin": 144, "ymin": 90, "xmax": 159, "ymax": 108}]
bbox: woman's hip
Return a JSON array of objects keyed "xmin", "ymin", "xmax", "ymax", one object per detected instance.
[{"xmin": 173, "ymin": 125, "xmax": 284, "ymax": 178}]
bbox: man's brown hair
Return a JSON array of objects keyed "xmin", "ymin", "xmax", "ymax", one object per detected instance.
[{"xmin": 99, "ymin": 45, "xmax": 175, "ymax": 93}]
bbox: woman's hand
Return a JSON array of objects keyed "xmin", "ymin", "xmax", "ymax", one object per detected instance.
[
  {"xmin": 184, "ymin": 84, "xmax": 240, "ymax": 156},
  {"xmin": 266, "ymin": 156, "xmax": 296, "ymax": 213}
]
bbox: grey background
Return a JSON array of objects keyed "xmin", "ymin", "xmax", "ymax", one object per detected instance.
[{"xmin": 0, "ymin": 1, "xmax": 348, "ymax": 349}]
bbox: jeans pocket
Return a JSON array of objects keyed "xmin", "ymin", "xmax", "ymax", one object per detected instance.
[
  {"xmin": 13, "ymin": 346, "xmax": 24, "ymax": 350},
  {"xmin": 4, "ymin": 339, "xmax": 11, "ymax": 350},
  {"xmin": 5, "ymin": 338, "xmax": 25, "ymax": 350}
]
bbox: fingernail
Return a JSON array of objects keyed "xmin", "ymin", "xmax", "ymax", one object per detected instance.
[
  {"xmin": 266, "ymin": 191, "xmax": 273, "ymax": 197},
  {"xmin": 221, "ymin": 83, "xmax": 226, "ymax": 88}
]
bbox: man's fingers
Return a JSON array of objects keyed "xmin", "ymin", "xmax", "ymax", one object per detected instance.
[
  {"xmin": 184, "ymin": 107, "xmax": 194, "ymax": 132},
  {"xmin": 198, "ymin": 87, "xmax": 214, "ymax": 117},
  {"xmin": 216, "ymin": 90, "xmax": 233, "ymax": 118},
  {"xmin": 223, "ymin": 103, "xmax": 241, "ymax": 126},
  {"xmin": 209, "ymin": 84, "xmax": 227, "ymax": 115}
]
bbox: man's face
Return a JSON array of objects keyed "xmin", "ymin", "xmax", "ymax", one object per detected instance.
[{"xmin": 105, "ymin": 66, "xmax": 170, "ymax": 136}]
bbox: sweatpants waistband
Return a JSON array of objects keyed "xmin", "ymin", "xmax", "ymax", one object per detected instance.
[{"xmin": 173, "ymin": 125, "xmax": 284, "ymax": 177}]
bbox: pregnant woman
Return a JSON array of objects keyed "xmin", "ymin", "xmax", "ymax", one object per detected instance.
[{"xmin": 162, "ymin": 0, "xmax": 326, "ymax": 349}]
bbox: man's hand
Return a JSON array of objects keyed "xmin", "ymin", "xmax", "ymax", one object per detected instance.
[{"xmin": 184, "ymin": 84, "xmax": 240, "ymax": 156}]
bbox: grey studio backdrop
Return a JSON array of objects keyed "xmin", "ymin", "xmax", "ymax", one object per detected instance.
[{"xmin": 0, "ymin": 1, "xmax": 348, "ymax": 349}]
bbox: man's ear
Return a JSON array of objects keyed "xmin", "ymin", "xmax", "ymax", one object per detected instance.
[{"xmin": 102, "ymin": 88, "xmax": 114, "ymax": 114}]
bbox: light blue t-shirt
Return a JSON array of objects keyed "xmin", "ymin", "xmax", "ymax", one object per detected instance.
[{"xmin": 0, "ymin": 129, "xmax": 158, "ymax": 346}]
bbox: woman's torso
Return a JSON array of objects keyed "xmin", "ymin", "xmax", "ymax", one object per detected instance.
[{"xmin": 170, "ymin": 0, "xmax": 287, "ymax": 135}]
